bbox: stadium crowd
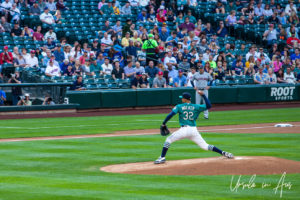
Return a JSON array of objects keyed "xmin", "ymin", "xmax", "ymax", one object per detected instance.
[{"xmin": 0, "ymin": 0, "xmax": 299, "ymax": 94}]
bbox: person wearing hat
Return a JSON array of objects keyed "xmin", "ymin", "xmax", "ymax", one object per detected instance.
[
  {"xmin": 142, "ymin": 33, "xmax": 158, "ymax": 65},
  {"xmin": 39, "ymin": 6, "xmax": 55, "ymax": 25},
  {"xmin": 287, "ymin": 32, "xmax": 300, "ymax": 49},
  {"xmin": 25, "ymin": 50, "xmax": 39, "ymax": 68},
  {"xmin": 190, "ymin": 64, "xmax": 213, "ymax": 119},
  {"xmin": 152, "ymin": 71, "xmax": 167, "ymax": 88},
  {"xmin": 101, "ymin": 57, "xmax": 113, "ymax": 75},
  {"xmin": 53, "ymin": 44, "xmax": 65, "ymax": 63},
  {"xmin": 254, "ymin": 65, "xmax": 268, "ymax": 84},
  {"xmin": 173, "ymin": 69, "xmax": 187, "ymax": 87},
  {"xmin": 11, "ymin": 23, "xmax": 23, "ymax": 37},
  {"xmin": 29, "ymin": 1, "xmax": 41, "ymax": 16},
  {"xmin": 7, "ymin": 71, "xmax": 22, "ymax": 105},
  {"xmin": 122, "ymin": 18, "xmax": 132, "ymax": 37},
  {"xmin": 130, "ymin": 72, "xmax": 144, "ymax": 89},
  {"xmin": 44, "ymin": 26, "xmax": 57, "ymax": 40},
  {"xmin": 0, "ymin": 46, "xmax": 13, "ymax": 65},
  {"xmin": 17, "ymin": 93, "xmax": 32, "ymax": 106},
  {"xmin": 154, "ymin": 91, "xmax": 233, "ymax": 164},
  {"xmin": 137, "ymin": 8, "xmax": 148, "ymax": 22}
]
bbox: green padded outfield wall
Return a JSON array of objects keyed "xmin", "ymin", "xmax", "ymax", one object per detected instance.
[
  {"xmin": 101, "ymin": 89, "xmax": 136, "ymax": 108},
  {"xmin": 66, "ymin": 84, "xmax": 300, "ymax": 109},
  {"xmin": 67, "ymin": 91, "xmax": 101, "ymax": 109}
]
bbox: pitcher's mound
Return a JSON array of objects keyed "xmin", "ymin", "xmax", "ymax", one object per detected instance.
[{"xmin": 101, "ymin": 156, "xmax": 300, "ymax": 175}]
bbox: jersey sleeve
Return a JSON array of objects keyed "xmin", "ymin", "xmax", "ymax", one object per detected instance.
[
  {"xmin": 197, "ymin": 104, "xmax": 207, "ymax": 112},
  {"xmin": 172, "ymin": 105, "xmax": 179, "ymax": 114}
]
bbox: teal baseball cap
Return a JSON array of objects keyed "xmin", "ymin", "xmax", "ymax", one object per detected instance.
[
  {"xmin": 148, "ymin": 34, "xmax": 154, "ymax": 38},
  {"xmin": 179, "ymin": 92, "xmax": 191, "ymax": 100}
]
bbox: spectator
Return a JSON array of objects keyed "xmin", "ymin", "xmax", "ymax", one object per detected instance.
[
  {"xmin": 56, "ymin": 0, "xmax": 68, "ymax": 11},
  {"xmin": 79, "ymin": 50, "xmax": 89, "ymax": 65},
  {"xmin": 254, "ymin": 2, "xmax": 264, "ymax": 16},
  {"xmin": 82, "ymin": 59, "xmax": 93, "ymax": 75},
  {"xmin": 17, "ymin": 93, "xmax": 32, "ymax": 106},
  {"xmin": 101, "ymin": 57, "xmax": 113, "ymax": 75},
  {"xmin": 102, "ymin": 20, "xmax": 113, "ymax": 35},
  {"xmin": 277, "ymin": 68, "xmax": 286, "ymax": 83},
  {"xmin": 0, "ymin": 46, "xmax": 13, "ymax": 65},
  {"xmin": 254, "ymin": 66, "xmax": 268, "ymax": 84},
  {"xmin": 11, "ymin": 23, "xmax": 23, "ymax": 37},
  {"xmin": 73, "ymin": 60, "xmax": 83, "ymax": 75},
  {"xmin": 46, "ymin": 0, "xmax": 56, "ymax": 12},
  {"xmin": 0, "ymin": 17, "xmax": 11, "ymax": 32},
  {"xmin": 112, "ymin": 60, "xmax": 124, "ymax": 80},
  {"xmin": 215, "ymin": 1, "xmax": 225, "ymax": 14},
  {"xmin": 286, "ymin": 32, "xmax": 300, "ymax": 49},
  {"xmin": 112, "ymin": 1, "xmax": 120, "ymax": 15},
  {"xmin": 128, "ymin": 0, "xmax": 139, "ymax": 7},
  {"xmin": 185, "ymin": 10, "xmax": 196, "ymax": 24},
  {"xmin": 44, "ymin": 27, "xmax": 57, "ymax": 40},
  {"xmin": 25, "ymin": 50, "xmax": 39, "ymax": 68},
  {"xmin": 266, "ymin": 68, "xmax": 277, "ymax": 84},
  {"xmin": 29, "ymin": 2, "xmax": 41, "ymax": 16},
  {"xmin": 59, "ymin": 59, "xmax": 70, "ymax": 73},
  {"xmin": 69, "ymin": 76, "xmax": 85, "ymax": 91},
  {"xmin": 37, "ymin": 0, "xmax": 47, "ymax": 11},
  {"xmin": 166, "ymin": 64, "xmax": 178, "ymax": 82},
  {"xmin": 173, "ymin": 70, "xmax": 187, "ymax": 87},
  {"xmin": 101, "ymin": 32, "xmax": 113, "ymax": 50},
  {"xmin": 231, "ymin": 60, "xmax": 244, "ymax": 76},
  {"xmin": 285, "ymin": 1, "xmax": 297, "ymax": 16},
  {"xmin": 121, "ymin": 32, "xmax": 131, "ymax": 47},
  {"xmin": 291, "ymin": 48, "xmax": 300, "ymax": 62},
  {"xmin": 203, "ymin": 23, "xmax": 215, "ymax": 37},
  {"xmin": 134, "ymin": 61, "xmax": 145, "ymax": 74},
  {"xmin": 98, "ymin": 0, "xmax": 105, "ymax": 11},
  {"xmin": 214, "ymin": 64, "xmax": 225, "ymax": 82},
  {"xmin": 90, "ymin": 57, "xmax": 102, "ymax": 75},
  {"xmin": 145, "ymin": 60, "xmax": 158, "ymax": 78},
  {"xmin": 156, "ymin": 8, "xmax": 166, "ymax": 23},
  {"xmin": 163, "ymin": 51, "xmax": 177, "ymax": 69},
  {"xmin": 216, "ymin": 21, "xmax": 228, "ymax": 38},
  {"xmin": 284, "ymin": 66, "xmax": 296, "ymax": 83},
  {"xmin": 179, "ymin": 17, "xmax": 195, "ymax": 32},
  {"xmin": 10, "ymin": 3, "xmax": 20, "ymax": 23},
  {"xmin": 1, "ymin": 0, "xmax": 12, "ymax": 18},
  {"xmin": 53, "ymin": 44, "xmax": 64, "ymax": 63},
  {"xmin": 152, "ymin": 71, "xmax": 166, "ymax": 88},
  {"xmin": 121, "ymin": 2, "xmax": 131, "ymax": 15},
  {"xmin": 124, "ymin": 61, "xmax": 136, "ymax": 79},
  {"xmin": 0, "ymin": 87, "xmax": 6, "ymax": 106},
  {"xmin": 45, "ymin": 59, "xmax": 61, "ymax": 77},
  {"xmin": 43, "ymin": 97, "xmax": 55, "ymax": 105},
  {"xmin": 131, "ymin": 72, "xmax": 144, "ymax": 89},
  {"xmin": 178, "ymin": 56, "xmax": 190, "ymax": 71},
  {"xmin": 244, "ymin": 63, "xmax": 256, "ymax": 76},
  {"xmin": 137, "ymin": 8, "xmax": 148, "ymax": 22},
  {"xmin": 226, "ymin": 1, "xmax": 236, "ymax": 13},
  {"xmin": 263, "ymin": 4, "xmax": 273, "ymax": 17},
  {"xmin": 159, "ymin": 26, "xmax": 169, "ymax": 42},
  {"xmin": 112, "ymin": 20, "xmax": 122, "ymax": 37},
  {"xmin": 225, "ymin": 10, "xmax": 237, "ymax": 27},
  {"xmin": 263, "ymin": 24, "xmax": 278, "ymax": 46},
  {"xmin": 40, "ymin": 7, "xmax": 55, "ymax": 25},
  {"xmin": 32, "ymin": 25, "xmax": 43, "ymax": 41}
]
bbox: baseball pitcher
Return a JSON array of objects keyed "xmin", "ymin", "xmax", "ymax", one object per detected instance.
[
  {"xmin": 190, "ymin": 65, "xmax": 212, "ymax": 119},
  {"xmin": 155, "ymin": 92, "xmax": 233, "ymax": 164}
]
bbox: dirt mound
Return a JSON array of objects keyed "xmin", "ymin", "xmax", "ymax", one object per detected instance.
[{"xmin": 100, "ymin": 156, "xmax": 300, "ymax": 175}]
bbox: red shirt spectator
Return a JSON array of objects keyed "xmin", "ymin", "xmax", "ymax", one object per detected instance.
[
  {"xmin": 0, "ymin": 46, "xmax": 13, "ymax": 65},
  {"xmin": 156, "ymin": 9, "xmax": 166, "ymax": 23},
  {"xmin": 286, "ymin": 33, "xmax": 300, "ymax": 48},
  {"xmin": 179, "ymin": 17, "xmax": 195, "ymax": 32}
]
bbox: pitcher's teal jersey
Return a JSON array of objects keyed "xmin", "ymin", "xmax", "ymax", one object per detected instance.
[{"xmin": 172, "ymin": 103, "xmax": 207, "ymax": 126}]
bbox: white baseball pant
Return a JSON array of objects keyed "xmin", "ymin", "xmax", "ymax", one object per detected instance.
[
  {"xmin": 195, "ymin": 89, "xmax": 209, "ymax": 118},
  {"xmin": 165, "ymin": 126, "xmax": 209, "ymax": 150}
]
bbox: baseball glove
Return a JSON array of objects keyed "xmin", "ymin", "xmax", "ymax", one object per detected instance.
[{"xmin": 160, "ymin": 125, "xmax": 170, "ymax": 136}]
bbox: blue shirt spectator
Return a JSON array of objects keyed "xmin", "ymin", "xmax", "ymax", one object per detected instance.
[
  {"xmin": 137, "ymin": 9, "xmax": 148, "ymax": 22},
  {"xmin": 291, "ymin": 48, "xmax": 300, "ymax": 61},
  {"xmin": 53, "ymin": 44, "xmax": 65, "ymax": 62},
  {"xmin": 0, "ymin": 89, "xmax": 6, "ymax": 105},
  {"xmin": 173, "ymin": 71, "xmax": 187, "ymax": 87},
  {"xmin": 145, "ymin": 61, "xmax": 159, "ymax": 78}
]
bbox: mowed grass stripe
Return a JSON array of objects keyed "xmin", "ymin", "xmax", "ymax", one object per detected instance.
[
  {"xmin": 0, "ymin": 107, "xmax": 300, "ymax": 139},
  {"xmin": 0, "ymin": 133, "xmax": 299, "ymax": 199}
]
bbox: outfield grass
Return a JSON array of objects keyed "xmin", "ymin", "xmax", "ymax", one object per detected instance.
[
  {"xmin": 0, "ymin": 107, "xmax": 299, "ymax": 139},
  {"xmin": 0, "ymin": 133, "xmax": 299, "ymax": 200}
]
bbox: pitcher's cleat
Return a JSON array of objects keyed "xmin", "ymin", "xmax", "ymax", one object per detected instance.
[
  {"xmin": 154, "ymin": 156, "xmax": 166, "ymax": 164},
  {"xmin": 222, "ymin": 151, "xmax": 234, "ymax": 159}
]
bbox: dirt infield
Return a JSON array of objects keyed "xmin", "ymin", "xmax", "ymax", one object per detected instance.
[
  {"xmin": 100, "ymin": 156, "xmax": 300, "ymax": 175},
  {"xmin": 1, "ymin": 102, "xmax": 299, "ymax": 120},
  {"xmin": 0, "ymin": 122, "xmax": 299, "ymax": 143}
]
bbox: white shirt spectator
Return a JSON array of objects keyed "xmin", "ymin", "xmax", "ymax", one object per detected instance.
[
  {"xmin": 284, "ymin": 72, "xmax": 296, "ymax": 83},
  {"xmin": 187, "ymin": 71, "xmax": 196, "ymax": 87},
  {"xmin": 44, "ymin": 31, "xmax": 57, "ymax": 41},
  {"xmin": 139, "ymin": 0, "xmax": 149, "ymax": 7},
  {"xmin": 246, "ymin": 51, "xmax": 260, "ymax": 61},
  {"xmin": 263, "ymin": 9, "xmax": 273, "ymax": 17},
  {"xmin": 254, "ymin": 6, "xmax": 264, "ymax": 16},
  {"xmin": 40, "ymin": 12, "xmax": 55, "ymax": 24},
  {"xmin": 121, "ymin": 4, "xmax": 132, "ymax": 15},
  {"xmin": 285, "ymin": 3, "xmax": 297, "ymax": 16},
  {"xmin": 1, "ymin": 0, "xmax": 12, "ymax": 11},
  {"xmin": 266, "ymin": 73, "xmax": 277, "ymax": 84},
  {"xmin": 101, "ymin": 63, "xmax": 113, "ymax": 75},
  {"xmin": 164, "ymin": 55, "xmax": 177, "ymax": 69},
  {"xmin": 45, "ymin": 63, "xmax": 61, "ymax": 76},
  {"xmin": 46, "ymin": 1, "xmax": 56, "ymax": 12},
  {"xmin": 25, "ymin": 56, "xmax": 39, "ymax": 67},
  {"xmin": 202, "ymin": 52, "xmax": 210, "ymax": 62},
  {"xmin": 128, "ymin": 0, "xmax": 139, "ymax": 7}
]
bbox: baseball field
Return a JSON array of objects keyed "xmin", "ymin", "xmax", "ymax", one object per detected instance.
[{"xmin": 0, "ymin": 107, "xmax": 300, "ymax": 200}]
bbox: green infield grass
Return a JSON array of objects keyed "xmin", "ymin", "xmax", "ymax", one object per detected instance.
[
  {"xmin": 0, "ymin": 107, "xmax": 299, "ymax": 139},
  {"xmin": 0, "ymin": 133, "xmax": 299, "ymax": 200}
]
